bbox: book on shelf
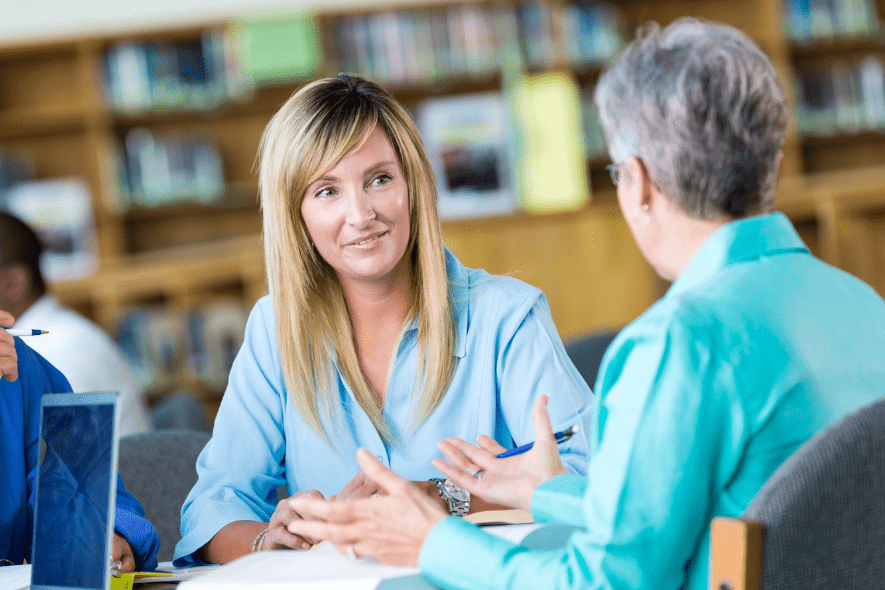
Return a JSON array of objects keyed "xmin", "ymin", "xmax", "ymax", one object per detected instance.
[
  {"xmin": 117, "ymin": 300, "xmax": 248, "ymax": 394},
  {"xmin": 784, "ymin": 0, "xmax": 880, "ymax": 41},
  {"xmin": 103, "ymin": 31, "xmax": 246, "ymax": 113},
  {"xmin": 0, "ymin": 148, "xmax": 34, "ymax": 209},
  {"xmin": 416, "ymin": 92, "xmax": 519, "ymax": 221},
  {"xmin": 184, "ymin": 298, "xmax": 249, "ymax": 391},
  {"xmin": 580, "ymin": 89, "xmax": 610, "ymax": 160},
  {"xmin": 509, "ymin": 72, "xmax": 590, "ymax": 213},
  {"xmin": 117, "ymin": 127, "xmax": 225, "ymax": 209},
  {"xmin": 229, "ymin": 14, "xmax": 321, "ymax": 88},
  {"xmin": 794, "ymin": 56, "xmax": 885, "ymax": 135},
  {"xmin": 333, "ymin": 4, "xmax": 518, "ymax": 86},
  {"xmin": 564, "ymin": 1, "xmax": 628, "ymax": 66},
  {"xmin": 1, "ymin": 177, "xmax": 98, "ymax": 281}
]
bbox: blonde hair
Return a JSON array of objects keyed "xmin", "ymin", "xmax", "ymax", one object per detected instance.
[{"xmin": 258, "ymin": 74, "xmax": 456, "ymax": 444}]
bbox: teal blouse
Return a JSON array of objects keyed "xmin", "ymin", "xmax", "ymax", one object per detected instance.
[{"xmin": 420, "ymin": 212, "xmax": 885, "ymax": 590}]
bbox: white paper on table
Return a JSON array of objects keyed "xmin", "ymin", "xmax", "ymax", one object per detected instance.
[
  {"xmin": 0, "ymin": 564, "xmax": 31, "ymax": 590},
  {"xmin": 176, "ymin": 543, "xmax": 431, "ymax": 590}
]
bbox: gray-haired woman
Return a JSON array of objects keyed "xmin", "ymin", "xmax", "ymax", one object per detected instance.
[{"xmin": 287, "ymin": 19, "xmax": 885, "ymax": 590}]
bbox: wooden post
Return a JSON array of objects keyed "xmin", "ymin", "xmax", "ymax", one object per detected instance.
[{"xmin": 709, "ymin": 517, "xmax": 763, "ymax": 590}]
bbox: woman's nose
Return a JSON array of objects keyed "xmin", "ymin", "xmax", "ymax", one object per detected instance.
[{"xmin": 344, "ymin": 190, "xmax": 377, "ymax": 228}]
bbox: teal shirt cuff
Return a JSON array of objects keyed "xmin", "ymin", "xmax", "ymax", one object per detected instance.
[
  {"xmin": 532, "ymin": 473, "xmax": 588, "ymax": 526},
  {"xmin": 420, "ymin": 517, "xmax": 526, "ymax": 590}
]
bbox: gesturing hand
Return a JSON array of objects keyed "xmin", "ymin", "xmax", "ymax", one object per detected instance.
[
  {"xmin": 327, "ymin": 470, "xmax": 381, "ymax": 502},
  {"xmin": 264, "ymin": 489, "xmax": 326, "ymax": 551},
  {"xmin": 432, "ymin": 394, "xmax": 568, "ymax": 512},
  {"xmin": 1, "ymin": 310, "xmax": 19, "ymax": 382},
  {"xmin": 287, "ymin": 449, "xmax": 447, "ymax": 566}
]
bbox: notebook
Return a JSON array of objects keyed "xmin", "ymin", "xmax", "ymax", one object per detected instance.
[{"xmin": 30, "ymin": 392, "xmax": 120, "ymax": 590}]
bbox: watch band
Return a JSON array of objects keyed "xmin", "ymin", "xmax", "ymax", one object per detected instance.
[{"xmin": 429, "ymin": 477, "xmax": 469, "ymax": 516}]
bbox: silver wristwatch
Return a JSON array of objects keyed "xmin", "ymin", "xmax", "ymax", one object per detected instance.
[{"xmin": 430, "ymin": 477, "xmax": 470, "ymax": 516}]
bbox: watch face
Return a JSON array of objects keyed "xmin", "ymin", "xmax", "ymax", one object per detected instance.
[{"xmin": 443, "ymin": 479, "xmax": 469, "ymax": 502}]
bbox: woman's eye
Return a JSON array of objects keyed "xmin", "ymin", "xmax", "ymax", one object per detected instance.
[
  {"xmin": 315, "ymin": 187, "xmax": 336, "ymax": 198},
  {"xmin": 371, "ymin": 174, "xmax": 393, "ymax": 187}
]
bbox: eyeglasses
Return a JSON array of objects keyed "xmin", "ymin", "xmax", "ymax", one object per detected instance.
[{"xmin": 605, "ymin": 163, "xmax": 625, "ymax": 186}]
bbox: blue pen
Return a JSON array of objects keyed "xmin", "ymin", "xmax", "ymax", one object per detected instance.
[
  {"xmin": 496, "ymin": 424, "xmax": 580, "ymax": 458},
  {"xmin": 4, "ymin": 329, "xmax": 48, "ymax": 336}
]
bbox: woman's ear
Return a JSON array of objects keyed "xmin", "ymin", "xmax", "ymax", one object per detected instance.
[{"xmin": 624, "ymin": 157, "xmax": 653, "ymax": 223}]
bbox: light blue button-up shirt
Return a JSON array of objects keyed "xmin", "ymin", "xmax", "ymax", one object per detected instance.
[
  {"xmin": 420, "ymin": 212, "xmax": 885, "ymax": 590},
  {"xmin": 174, "ymin": 249, "xmax": 592, "ymax": 565}
]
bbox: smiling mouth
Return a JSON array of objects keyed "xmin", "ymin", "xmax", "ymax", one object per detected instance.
[{"xmin": 349, "ymin": 231, "xmax": 387, "ymax": 247}]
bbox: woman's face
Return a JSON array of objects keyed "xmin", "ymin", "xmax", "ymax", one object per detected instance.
[{"xmin": 301, "ymin": 126, "xmax": 412, "ymax": 289}]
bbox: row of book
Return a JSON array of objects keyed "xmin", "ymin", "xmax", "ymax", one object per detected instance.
[
  {"xmin": 116, "ymin": 299, "xmax": 249, "ymax": 394},
  {"xmin": 334, "ymin": 1, "xmax": 627, "ymax": 86},
  {"xmin": 113, "ymin": 127, "xmax": 226, "ymax": 209},
  {"xmin": 794, "ymin": 55, "xmax": 885, "ymax": 135},
  {"xmin": 104, "ymin": 32, "xmax": 248, "ymax": 113},
  {"xmin": 580, "ymin": 93, "xmax": 610, "ymax": 161},
  {"xmin": 784, "ymin": 0, "xmax": 880, "ymax": 42},
  {"xmin": 413, "ymin": 72, "xmax": 590, "ymax": 221}
]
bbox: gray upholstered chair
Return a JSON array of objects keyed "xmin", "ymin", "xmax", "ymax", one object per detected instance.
[
  {"xmin": 564, "ymin": 329, "xmax": 620, "ymax": 390},
  {"xmin": 118, "ymin": 429, "xmax": 211, "ymax": 562},
  {"xmin": 709, "ymin": 397, "xmax": 885, "ymax": 590}
]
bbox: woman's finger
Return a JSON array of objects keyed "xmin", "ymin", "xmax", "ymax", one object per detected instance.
[
  {"xmin": 531, "ymin": 395, "xmax": 557, "ymax": 449},
  {"xmin": 437, "ymin": 440, "xmax": 482, "ymax": 474},
  {"xmin": 355, "ymin": 449, "xmax": 414, "ymax": 498},
  {"xmin": 438, "ymin": 437, "xmax": 497, "ymax": 471},
  {"xmin": 335, "ymin": 472, "xmax": 366, "ymax": 500},
  {"xmin": 267, "ymin": 524, "xmax": 311, "ymax": 550},
  {"xmin": 0, "ymin": 311, "xmax": 15, "ymax": 327},
  {"xmin": 476, "ymin": 434, "xmax": 507, "ymax": 455}
]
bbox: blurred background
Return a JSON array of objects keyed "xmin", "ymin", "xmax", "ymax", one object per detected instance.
[{"xmin": 1, "ymin": 0, "xmax": 883, "ymax": 421}]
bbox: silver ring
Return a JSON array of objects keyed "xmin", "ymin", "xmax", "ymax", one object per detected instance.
[
  {"xmin": 472, "ymin": 469, "xmax": 484, "ymax": 479},
  {"xmin": 346, "ymin": 544, "xmax": 357, "ymax": 560},
  {"xmin": 110, "ymin": 560, "xmax": 123, "ymax": 578}
]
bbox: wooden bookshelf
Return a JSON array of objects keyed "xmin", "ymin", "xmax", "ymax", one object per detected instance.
[{"xmin": 2, "ymin": 0, "xmax": 885, "ymax": 414}]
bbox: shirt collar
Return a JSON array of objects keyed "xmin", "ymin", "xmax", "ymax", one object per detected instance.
[
  {"xmin": 668, "ymin": 212, "xmax": 809, "ymax": 297},
  {"xmin": 399, "ymin": 248, "xmax": 468, "ymax": 359}
]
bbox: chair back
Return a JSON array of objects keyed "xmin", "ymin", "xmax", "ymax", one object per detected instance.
[
  {"xmin": 710, "ymin": 397, "xmax": 885, "ymax": 590},
  {"xmin": 564, "ymin": 329, "xmax": 619, "ymax": 389},
  {"xmin": 118, "ymin": 429, "xmax": 211, "ymax": 562}
]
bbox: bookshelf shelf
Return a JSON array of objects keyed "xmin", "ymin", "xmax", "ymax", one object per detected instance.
[
  {"xmin": 0, "ymin": 105, "xmax": 89, "ymax": 140},
  {"xmin": 789, "ymin": 35, "xmax": 885, "ymax": 59},
  {"xmin": 799, "ymin": 129, "xmax": 885, "ymax": 147},
  {"xmin": 385, "ymin": 74, "xmax": 504, "ymax": 104}
]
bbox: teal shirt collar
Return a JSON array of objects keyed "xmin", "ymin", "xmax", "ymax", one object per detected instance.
[
  {"xmin": 668, "ymin": 212, "xmax": 809, "ymax": 298},
  {"xmin": 400, "ymin": 247, "xmax": 469, "ymax": 359}
]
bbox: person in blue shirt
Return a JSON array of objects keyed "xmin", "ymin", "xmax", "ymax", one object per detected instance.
[
  {"xmin": 1, "ymin": 310, "xmax": 160, "ymax": 571},
  {"xmin": 174, "ymin": 74, "xmax": 591, "ymax": 566},
  {"xmin": 285, "ymin": 19, "xmax": 885, "ymax": 590}
]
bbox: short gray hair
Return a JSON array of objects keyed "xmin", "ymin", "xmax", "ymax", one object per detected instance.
[{"xmin": 595, "ymin": 19, "xmax": 788, "ymax": 219}]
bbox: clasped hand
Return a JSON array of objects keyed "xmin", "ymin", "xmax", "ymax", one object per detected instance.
[
  {"xmin": 261, "ymin": 469, "xmax": 385, "ymax": 551},
  {"xmin": 284, "ymin": 394, "xmax": 568, "ymax": 565}
]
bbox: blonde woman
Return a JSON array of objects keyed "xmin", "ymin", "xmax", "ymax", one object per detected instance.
[{"xmin": 174, "ymin": 74, "xmax": 591, "ymax": 566}]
